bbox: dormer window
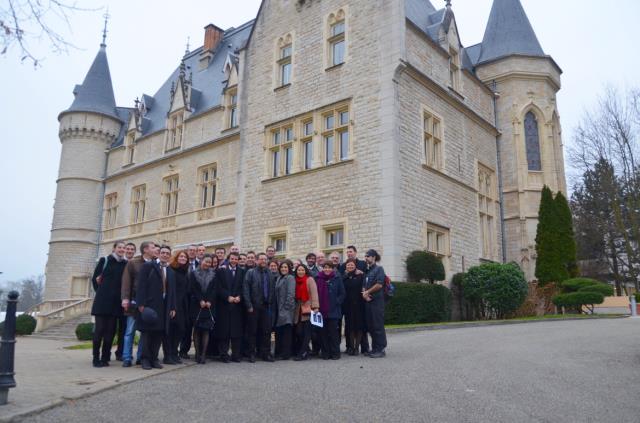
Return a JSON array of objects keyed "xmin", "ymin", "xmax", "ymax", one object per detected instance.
[
  {"xmin": 449, "ymin": 47, "xmax": 461, "ymax": 92},
  {"xmin": 123, "ymin": 133, "xmax": 136, "ymax": 166},
  {"xmin": 228, "ymin": 89, "xmax": 238, "ymax": 128},
  {"xmin": 166, "ymin": 112, "xmax": 183, "ymax": 151}
]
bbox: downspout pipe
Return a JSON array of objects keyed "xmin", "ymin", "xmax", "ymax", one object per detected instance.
[{"xmin": 493, "ymin": 80, "xmax": 507, "ymax": 263}]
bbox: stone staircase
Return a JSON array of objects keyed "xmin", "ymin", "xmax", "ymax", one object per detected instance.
[{"xmin": 29, "ymin": 313, "xmax": 93, "ymax": 341}]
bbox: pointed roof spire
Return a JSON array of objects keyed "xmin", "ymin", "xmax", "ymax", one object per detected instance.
[
  {"xmin": 478, "ymin": 0, "xmax": 544, "ymax": 64},
  {"xmin": 101, "ymin": 9, "xmax": 110, "ymax": 47},
  {"xmin": 63, "ymin": 42, "xmax": 119, "ymax": 120}
]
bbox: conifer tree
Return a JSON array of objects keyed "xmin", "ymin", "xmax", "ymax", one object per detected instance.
[
  {"xmin": 535, "ymin": 185, "xmax": 567, "ymax": 284},
  {"xmin": 554, "ymin": 191, "xmax": 578, "ymax": 277}
]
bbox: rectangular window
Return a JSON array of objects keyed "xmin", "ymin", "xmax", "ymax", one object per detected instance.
[
  {"xmin": 285, "ymin": 127, "xmax": 294, "ymax": 142},
  {"xmin": 268, "ymin": 231, "xmax": 288, "ymax": 257},
  {"xmin": 304, "ymin": 141, "xmax": 313, "ymax": 170},
  {"xmin": 162, "ymin": 175, "xmax": 179, "ymax": 216},
  {"xmin": 303, "ymin": 121, "xmax": 313, "ymax": 137},
  {"xmin": 426, "ymin": 223, "xmax": 450, "ymax": 257},
  {"xmin": 321, "ymin": 223, "xmax": 346, "ymax": 258},
  {"xmin": 325, "ymin": 115, "xmax": 334, "ymax": 130},
  {"xmin": 278, "ymin": 44, "xmax": 292, "ymax": 86},
  {"xmin": 329, "ymin": 21, "xmax": 346, "ymax": 67},
  {"xmin": 285, "ymin": 147, "xmax": 293, "ymax": 175},
  {"xmin": 104, "ymin": 193, "xmax": 118, "ymax": 229},
  {"xmin": 166, "ymin": 113, "xmax": 183, "ymax": 151},
  {"xmin": 339, "ymin": 131, "xmax": 349, "ymax": 161},
  {"xmin": 424, "ymin": 111, "xmax": 443, "ymax": 170},
  {"xmin": 478, "ymin": 165, "xmax": 497, "ymax": 260},
  {"xmin": 274, "ymin": 237, "xmax": 286, "ymax": 253},
  {"xmin": 273, "ymin": 131, "xmax": 281, "ymax": 146},
  {"xmin": 449, "ymin": 48, "xmax": 460, "ymax": 91},
  {"xmin": 124, "ymin": 134, "xmax": 135, "ymax": 165},
  {"xmin": 325, "ymin": 135, "xmax": 334, "ymax": 165},
  {"xmin": 339, "ymin": 110, "xmax": 349, "ymax": 126},
  {"xmin": 272, "ymin": 150, "xmax": 280, "ymax": 178},
  {"xmin": 199, "ymin": 165, "xmax": 217, "ymax": 209},
  {"xmin": 130, "ymin": 185, "xmax": 146, "ymax": 224},
  {"xmin": 229, "ymin": 92, "xmax": 238, "ymax": 128}
]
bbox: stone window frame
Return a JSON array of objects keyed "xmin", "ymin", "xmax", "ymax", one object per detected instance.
[
  {"xmin": 225, "ymin": 86, "xmax": 239, "ymax": 129},
  {"xmin": 523, "ymin": 110, "xmax": 543, "ymax": 172},
  {"xmin": 325, "ymin": 7, "xmax": 348, "ymax": 69},
  {"xmin": 104, "ymin": 192, "xmax": 118, "ymax": 229},
  {"xmin": 321, "ymin": 107, "xmax": 350, "ymax": 165},
  {"xmin": 275, "ymin": 33, "xmax": 294, "ymax": 88},
  {"xmin": 448, "ymin": 46, "xmax": 461, "ymax": 92},
  {"xmin": 318, "ymin": 218, "xmax": 348, "ymax": 259},
  {"xmin": 425, "ymin": 222, "xmax": 450, "ymax": 280},
  {"xmin": 161, "ymin": 174, "xmax": 180, "ymax": 217},
  {"xmin": 265, "ymin": 226, "xmax": 290, "ymax": 258},
  {"xmin": 165, "ymin": 111, "xmax": 184, "ymax": 152},
  {"xmin": 130, "ymin": 184, "xmax": 146, "ymax": 224},
  {"xmin": 197, "ymin": 163, "xmax": 218, "ymax": 210},
  {"xmin": 477, "ymin": 162, "xmax": 497, "ymax": 261},
  {"xmin": 422, "ymin": 106, "xmax": 444, "ymax": 170},
  {"xmin": 267, "ymin": 121, "xmax": 296, "ymax": 178},
  {"xmin": 123, "ymin": 132, "xmax": 136, "ymax": 166}
]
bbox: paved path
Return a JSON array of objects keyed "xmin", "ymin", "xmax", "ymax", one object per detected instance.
[
  {"xmin": 10, "ymin": 318, "xmax": 640, "ymax": 423},
  {"xmin": 0, "ymin": 337, "xmax": 193, "ymax": 422}
]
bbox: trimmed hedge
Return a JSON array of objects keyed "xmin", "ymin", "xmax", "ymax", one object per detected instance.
[
  {"xmin": 405, "ymin": 251, "xmax": 445, "ymax": 284},
  {"xmin": 552, "ymin": 278, "xmax": 611, "ymax": 314},
  {"xmin": 553, "ymin": 292, "xmax": 603, "ymax": 310},
  {"xmin": 385, "ymin": 283, "xmax": 451, "ymax": 325},
  {"xmin": 15, "ymin": 314, "xmax": 37, "ymax": 335},
  {"xmin": 76, "ymin": 322, "xmax": 94, "ymax": 341},
  {"xmin": 462, "ymin": 262, "xmax": 528, "ymax": 319}
]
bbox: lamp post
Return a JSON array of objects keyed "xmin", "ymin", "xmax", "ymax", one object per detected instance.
[{"xmin": 0, "ymin": 290, "xmax": 19, "ymax": 405}]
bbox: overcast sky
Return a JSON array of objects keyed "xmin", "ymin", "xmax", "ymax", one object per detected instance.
[{"xmin": 0, "ymin": 0, "xmax": 638, "ymax": 285}]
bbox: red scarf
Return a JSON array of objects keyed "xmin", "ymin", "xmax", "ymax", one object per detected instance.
[{"xmin": 295, "ymin": 275, "xmax": 309, "ymax": 302}]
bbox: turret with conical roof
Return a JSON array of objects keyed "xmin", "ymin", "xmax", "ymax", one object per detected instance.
[
  {"xmin": 472, "ymin": 0, "xmax": 567, "ymax": 281},
  {"xmin": 44, "ymin": 40, "xmax": 124, "ymax": 302}
]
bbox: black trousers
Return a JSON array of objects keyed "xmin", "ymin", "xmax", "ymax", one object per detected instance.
[
  {"xmin": 179, "ymin": 316, "xmax": 194, "ymax": 355},
  {"xmin": 320, "ymin": 319, "xmax": 341, "ymax": 358},
  {"xmin": 193, "ymin": 327, "xmax": 210, "ymax": 360},
  {"xmin": 217, "ymin": 337, "xmax": 242, "ymax": 360},
  {"xmin": 93, "ymin": 315, "xmax": 117, "ymax": 362},
  {"xmin": 275, "ymin": 324, "xmax": 293, "ymax": 359},
  {"xmin": 245, "ymin": 307, "xmax": 272, "ymax": 357},
  {"xmin": 365, "ymin": 299, "xmax": 387, "ymax": 353},
  {"xmin": 140, "ymin": 330, "xmax": 163, "ymax": 363},
  {"xmin": 163, "ymin": 322, "xmax": 183, "ymax": 360},
  {"xmin": 294, "ymin": 320, "xmax": 311, "ymax": 357},
  {"xmin": 114, "ymin": 315, "xmax": 127, "ymax": 358}
]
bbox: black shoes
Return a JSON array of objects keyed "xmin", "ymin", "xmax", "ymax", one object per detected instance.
[
  {"xmin": 179, "ymin": 352, "xmax": 190, "ymax": 359},
  {"xmin": 141, "ymin": 359, "xmax": 152, "ymax": 370},
  {"xmin": 92, "ymin": 359, "xmax": 103, "ymax": 368},
  {"xmin": 163, "ymin": 358, "xmax": 177, "ymax": 365},
  {"xmin": 247, "ymin": 355, "xmax": 256, "ymax": 363},
  {"xmin": 369, "ymin": 351, "xmax": 386, "ymax": 358},
  {"xmin": 122, "ymin": 360, "xmax": 132, "ymax": 368},
  {"xmin": 262, "ymin": 355, "xmax": 275, "ymax": 362},
  {"xmin": 293, "ymin": 352, "xmax": 309, "ymax": 361},
  {"xmin": 151, "ymin": 360, "xmax": 163, "ymax": 369},
  {"xmin": 220, "ymin": 355, "xmax": 230, "ymax": 363}
]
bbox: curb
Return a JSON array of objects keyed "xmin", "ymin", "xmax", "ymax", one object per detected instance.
[
  {"xmin": 1, "ymin": 362, "xmax": 197, "ymax": 423},
  {"xmin": 386, "ymin": 315, "xmax": 629, "ymax": 334}
]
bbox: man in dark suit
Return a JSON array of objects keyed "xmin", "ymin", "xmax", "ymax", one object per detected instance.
[
  {"xmin": 136, "ymin": 245, "xmax": 177, "ymax": 370},
  {"xmin": 215, "ymin": 252, "xmax": 246, "ymax": 362},
  {"xmin": 243, "ymin": 253, "xmax": 275, "ymax": 363}
]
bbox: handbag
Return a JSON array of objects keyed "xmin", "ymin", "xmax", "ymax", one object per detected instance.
[{"xmin": 195, "ymin": 308, "xmax": 215, "ymax": 331}]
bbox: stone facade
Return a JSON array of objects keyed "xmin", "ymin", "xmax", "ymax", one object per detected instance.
[{"xmin": 44, "ymin": 0, "xmax": 567, "ymax": 301}]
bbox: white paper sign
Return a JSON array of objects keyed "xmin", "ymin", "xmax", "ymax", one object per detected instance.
[{"xmin": 310, "ymin": 311, "xmax": 324, "ymax": 328}]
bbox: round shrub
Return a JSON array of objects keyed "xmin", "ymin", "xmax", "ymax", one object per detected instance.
[
  {"xmin": 405, "ymin": 251, "xmax": 445, "ymax": 284},
  {"xmin": 385, "ymin": 283, "xmax": 451, "ymax": 324},
  {"xmin": 15, "ymin": 314, "xmax": 37, "ymax": 335},
  {"xmin": 75, "ymin": 322, "xmax": 94, "ymax": 341},
  {"xmin": 553, "ymin": 291, "xmax": 604, "ymax": 313},
  {"xmin": 462, "ymin": 263, "xmax": 528, "ymax": 319},
  {"xmin": 578, "ymin": 283, "xmax": 613, "ymax": 297},
  {"xmin": 561, "ymin": 278, "xmax": 602, "ymax": 293}
]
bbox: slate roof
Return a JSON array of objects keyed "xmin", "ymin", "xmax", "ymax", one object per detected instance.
[
  {"xmin": 139, "ymin": 20, "xmax": 253, "ymax": 137},
  {"xmin": 63, "ymin": 44, "xmax": 121, "ymax": 121},
  {"xmin": 476, "ymin": 0, "xmax": 545, "ymax": 65}
]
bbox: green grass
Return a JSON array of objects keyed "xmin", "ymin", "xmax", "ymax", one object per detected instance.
[
  {"xmin": 385, "ymin": 314, "xmax": 625, "ymax": 329},
  {"xmin": 64, "ymin": 342, "xmax": 92, "ymax": 350}
]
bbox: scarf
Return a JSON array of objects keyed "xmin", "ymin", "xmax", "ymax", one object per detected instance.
[
  {"xmin": 315, "ymin": 271, "xmax": 334, "ymax": 316},
  {"xmin": 295, "ymin": 275, "xmax": 309, "ymax": 302},
  {"xmin": 193, "ymin": 268, "xmax": 215, "ymax": 292}
]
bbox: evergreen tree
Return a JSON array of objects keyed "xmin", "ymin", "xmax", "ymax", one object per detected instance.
[
  {"xmin": 554, "ymin": 191, "xmax": 579, "ymax": 278},
  {"xmin": 535, "ymin": 185, "xmax": 567, "ymax": 284}
]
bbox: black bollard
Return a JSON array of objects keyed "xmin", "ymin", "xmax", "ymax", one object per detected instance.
[{"xmin": 0, "ymin": 290, "xmax": 19, "ymax": 406}]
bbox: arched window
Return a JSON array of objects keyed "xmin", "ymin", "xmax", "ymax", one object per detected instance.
[{"xmin": 524, "ymin": 111, "xmax": 542, "ymax": 171}]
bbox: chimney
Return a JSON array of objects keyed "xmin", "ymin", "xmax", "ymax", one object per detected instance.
[{"xmin": 200, "ymin": 24, "xmax": 224, "ymax": 70}]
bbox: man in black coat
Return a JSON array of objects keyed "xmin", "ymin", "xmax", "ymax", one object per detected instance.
[
  {"xmin": 215, "ymin": 252, "xmax": 246, "ymax": 363},
  {"xmin": 338, "ymin": 245, "xmax": 369, "ymax": 354},
  {"xmin": 243, "ymin": 252, "xmax": 275, "ymax": 363},
  {"xmin": 136, "ymin": 245, "xmax": 177, "ymax": 370}
]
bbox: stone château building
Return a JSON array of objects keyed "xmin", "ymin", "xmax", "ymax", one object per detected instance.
[{"xmin": 43, "ymin": 0, "xmax": 567, "ymax": 311}]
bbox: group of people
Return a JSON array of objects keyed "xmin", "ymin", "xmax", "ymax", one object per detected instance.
[{"xmin": 90, "ymin": 241, "xmax": 388, "ymax": 370}]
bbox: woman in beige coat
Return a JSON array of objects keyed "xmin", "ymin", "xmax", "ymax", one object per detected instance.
[{"xmin": 292, "ymin": 264, "xmax": 319, "ymax": 361}]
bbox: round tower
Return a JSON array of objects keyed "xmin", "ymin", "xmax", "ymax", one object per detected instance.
[
  {"xmin": 473, "ymin": 0, "xmax": 567, "ymax": 280},
  {"xmin": 44, "ymin": 42, "xmax": 123, "ymax": 301}
]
